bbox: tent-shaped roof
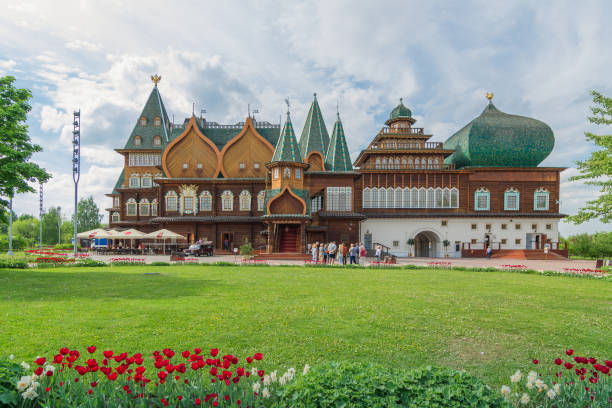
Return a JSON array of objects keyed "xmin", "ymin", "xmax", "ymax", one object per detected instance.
[
  {"xmin": 271, "ymin": 111, "xmax": 302, "ymax": 163},
  {"xmin": 144, "ymin": 229, "xmax": 186, "ymax": 240},
  {"xmin": 76, "ymin": 228, "xmax": 115, "ymax": 239},
  {"xmin": 299, "ymin": 93, "xmax": 329, "ymax": 157},
  {"xmin": 123, "ymin": 83, "xmax": 171, "ymax": 150},
  {"xmin": 117, "ymin": 228, "xmax": 149, "ymax": 239},
  {"xmin": 325, "ymin": 113, "xmax": 353, "ymax": 172}
]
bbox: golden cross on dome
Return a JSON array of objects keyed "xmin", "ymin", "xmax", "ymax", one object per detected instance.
[
  {"xmin": 151, "ymin": 74, "xmax": 161, "ymax": 86},
  {"xmin": 486, "ymin": 92, "xmax": 494, "ymax": 101}
]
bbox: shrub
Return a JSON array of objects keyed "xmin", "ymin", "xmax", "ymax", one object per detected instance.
[
  {"xmin": 240, "ymin": 243, "xmax": 254, "ymax": 256},
  {"xmin": 0, "ymin": 259, "xmax": 28, "ymax": 269},
  {"xmin": 150, "ymin": 261, "xmax": 170, "ymax": 266},
  {"xmin": 0, "ymin": 356, "xmax": 25, "ymax": 407},
  {"xmin": 277, "ymin": 362, "xmax": 505, "ymax": 407},
  {"xmin": 73, "ymin": 259, "xmax": 106, "ymax": 267}
]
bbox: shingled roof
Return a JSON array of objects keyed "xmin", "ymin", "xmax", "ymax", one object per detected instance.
[
  {"xmin": 123, "ymin": 85, "xmax": 171, "ymax": 150},
  {"xmin": 299, "ymin": 93, "xmax": 329, "ymax": 158},
  {"xmin": 272, "ymin": 111, "xmax": 302, "ymax": 162},
  {"xmin": 325, "ymin": 113, "xmax": 353, "ymax": 172}
]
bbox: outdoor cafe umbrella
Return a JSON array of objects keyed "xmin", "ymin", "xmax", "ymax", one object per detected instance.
[
  {"xmin": 116, "ymin": 228, "xmax": 148, "ymax": 249},
  {"xmin": 144, "ymin": 229, "xmax": 186, "ymax": 254},
  {"xmin": 76, "ymin": 228, "xmax": 108, "ymax": 239}
]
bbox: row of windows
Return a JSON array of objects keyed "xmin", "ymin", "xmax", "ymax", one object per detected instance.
[
  {"xmin": 374, "ymin": 156, "xmax": 441, "ymax": 169},
  {"xmin": 125, "ymin": 199, "xmax": 158, "ymax": 217},
  {"xmin": 469, "ymin": 223, "xmax": 553, "ymax": 231},
  {"xmin": 363, "ymin": 187, "xmax": 459, "ymax": 209},
  {"xmin": 272, "ymin": 167, "xmax": 301, "ymax": 179},
  {"xmin": 139, "ymin": 116, "xmax": 163, "ymax": 127},
  {"xmin": 128, "ymin": 154, "xmax": 161, "ymax": 167},
  {"xmin": 165, "ymin": 190, "xmax": 266, "ymax": 213},
  {"xmin": 129, "ymin": 173, "xmax": 162, "ymax": 188},
  {"xmin": 474, "ymin": 187, "xmax": 549, "ymax": 211}
]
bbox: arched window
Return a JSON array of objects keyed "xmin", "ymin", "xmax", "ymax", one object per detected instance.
[
  {"xmin": 403, "ymin": 187, "xmax": 411, "ymax": 208},
  {"xmin": 134, "ymin": 136, "xmax": 142, "ymax": 146},
  {"xmin": 129, "ymin": 173, "xmax": 140, "ymax": 188},
  {"xmin": 199, "ymin": 191, "xmax": 212, "ymax": 211},
  {"xmin": 427, "ymin": 188, "xmax": 435, "ymax": 208},
  {"xmin": 474, "ymin": 188, "xmax": 490, "ymax": 211},
  {"xmin": 411, "ymin": 187, "xmax": 419, "ymax": 208},
  {"xmin": 504, "ymin": 187, "xmax": 520, "ymax": 211},
  {"xmin": 139, "ymin": 117, "xmax": 147, "ymax": 126},
  {"xmin": 239, "ymin": 190, "xmax": 251, "ymax": 211},
  {"xmin": 141, "ymin": 174, "xmax": 152, "ymax": 188},
  {"xmin": 181, "ymin": 193, "xmax": 196, "ymax": 215},
  {"xmin": 381, "ymin": 157, "xmax": 387, "ymax": 169},
  {"xmin": 435, "ymin": 188, "xmax": 443, "ymax": 208},
  {"xmin": 153, "ymin": 136, "xmax": 162, "ymax": 146},
  {"xmin": 283, "ymin": 167, "xmax": 291, "ymax": 177},
  {"xmin": 375, "ymin": 157, "xmax": 381, "ymax": 169},
  {"xmin": 533, "ymin": 188, "xmax": 549, "ymax": 211},
  {"xmin": 221, "ymin": 190, "xmax": 234, "ymax": 211},
  {"xmin": 414, "ymin": 158, "xmax": 420, "ymax": 169},
  {"xmin": 386, "ymin": 188, "xmax": 394, "ymax": 208},
  {"xmin": 378, "ymin": 188, "xmax": 386, "ymax": 209},
  {"xmin": 442, "ymin": 188, "xmax": 451, "ymax": 208},
  {"xmin": 139, "ymin": 198, "xmax": 150, "ymax": 216},
  {"xmin": 427, "ymin": 158, "xmax": 433, "ymax": 169},
  {"xmin": 165, "ymin": 191, "xmax": 178, "ymax": 211},
  {"xmin": 151, "ymin": 199, "xmax": 158, "ymax": 216},
  {"xmin": 363, "ymin": 188, "xmax": 371, "ymax": 208},
  {"xmin": 408, "ymin": 158, "xmax": 413, "ymax": 169},
  {"xmin": 111, "ymin": 212, "xmax": 119, "ymax": 223},
  {"xmin": 126, "ymin": 198, "xmax": 137, "ymax": 216},
  {"xmin": 395, "ymin": 187, "xmax": 402, "ymax": 208},
  {"xmin": 418, "ymin": 187, "xmax": 427, "ymax": 208},
  {"xmin": 434, "ymin": 158, "xmax": 439, "ymax": 169},
  {"xmin": 154, "ymin": 117, "xmax": 161, "ymax": 127},
  {"xmin": 371, "ymin": 187, "xmax": 379, "ymax": 208},
  {"xmin": 394, "ymin": 158, "xmax": 400, "ymax": 169},
  {"xmin": 401, "ymin": 157, "xmax": 407, "ymax": 168},
  {"xmin": 450, "ymin": 188, "xmax": 459, "ymax": 208},
  {"xmin": 257, "ymin": 191, "xmax": 265, "ymax": 211}
]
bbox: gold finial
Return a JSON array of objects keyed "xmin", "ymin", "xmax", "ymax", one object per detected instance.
[
  {"xmin": 486, "ymin": 92, "xmax": 494, "ymax": 101},
  {"xmin": 151, "ymin": 74, "xmax": 161, "ymax": 86}
]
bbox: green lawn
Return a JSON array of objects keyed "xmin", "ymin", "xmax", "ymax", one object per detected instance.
[{"xmin": 0, "ymin": 265, "xmax": 610, "ymax": 387}]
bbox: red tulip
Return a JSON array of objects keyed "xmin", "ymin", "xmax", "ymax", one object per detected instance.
[
  {"xmin": 90, "ymin": 382, "xmax": 98, "ymax": 387},
  {"xmin": 532, "ymin": 359, "xmax": 539, "ymax": 364},
  {"xmin": 566, "ymin": 349, "xmax": 574, "ymax": 356},
  {"xmin": 555, "ymin": 358, "xmax": 563, "ymax": 365},
  {"xmin": 45, "ymin": 370, "xmax": 53, "ymax": 377},
  {"xmin": 87, "ymin": 346, "xmax": 96, "ymax": 354},
  {"xmin": 224, "ymin": 395, "xmax": 230, "ymax": 401},
  {"xmin": 605, "ymin": 360, "xmax": 612, "ymax": 368},
  {"xmin": 53, "ymin": 354, "xmax": 63, "ymax": 364},
  {"xmin": 564, "ymin": 362, "xmax": 573, "ymax": 369},
  {"xmin": 162, "ymin": 348, "xmax": 175, "ymax": 359},
  {"xmin": 195, "ymin": 398, "xmax": 202, "ymax": 405},
  {"xmin": 34, "ymin": 367, "xmax": 43, "ymax": 376},
  {"xmin": 35, "ymin": 357, "xmax": 46, "ymax": 366},
  {"xmin": 253, "ymin": 353, "xmax": 263, "ymax": 361},
  {"xmin": 59, "ymin": 347, "xmax": 69, "ymax": 355},
  {"xmin": 236, "ymin": 367, "xmax": 245, "ymax": 376},
  {"xmin": 246, "ymin": 356, "xmax": 253, "ymax": 364},
  {"xmin": 103, "ymin": 350, "xmax": 113, "ymax": 358},
  {"xmin": 194, "ymin": 348, "xmax": 202, "ymax": 355},
  {"xmin": 257, "ymin": 370, "xmax": 264, "ymax": 377},
  {"xmin": 182, "ymin": 350, "xmax": 190, "ymax": 358},
  {"xmin": 45, "ymin": 387, "xmax": 50, "ymax": 392},
  {"xmin": 211, "ymin": 348, "xmax": 219, "ymax": 357},
  {"xmin": 108, "ymin": 372, "xmax": 118, "ymax": 381},
  {"xmin": 589, "ymin": 357, "xmax": 597, "ymax": 364},
  {"xmin": 88, "ymin": 389, "xmax": 93, "ymax": 395}
]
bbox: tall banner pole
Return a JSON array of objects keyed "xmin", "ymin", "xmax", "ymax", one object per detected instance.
[{"xmin": 72, "ymin": 110, "xmax": 81, "ymax": 256}]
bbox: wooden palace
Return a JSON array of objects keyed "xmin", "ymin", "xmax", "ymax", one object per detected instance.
[{"xmin": 106, "ymin": 78, "xmax": 566, "ymax": 258}]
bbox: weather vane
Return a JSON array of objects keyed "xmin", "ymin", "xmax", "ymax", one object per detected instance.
[
  {"xmin": 151, "ymin": 74, "xmax": 161, "ymax": 86},
  {"xmin": 285, "ymin": 98, "xmax": 290, "ymax": 114},
  {"xmin": 486, "ymin": 92, "xmax": 494, "ymax": 101}
]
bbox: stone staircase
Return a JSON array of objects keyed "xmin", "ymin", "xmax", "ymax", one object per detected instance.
[{"xmin": 492, "ymin": 249, "xmax": 568, "ymax": 260}]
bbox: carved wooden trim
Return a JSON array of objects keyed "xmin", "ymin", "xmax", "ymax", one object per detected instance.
[
  {"xmin": 219, "ymin": 117, "xmax": 275, "ymax": 178},
  {"xmin": 266, "ymin": 185, "xmax": 307, "ymax": 216}
]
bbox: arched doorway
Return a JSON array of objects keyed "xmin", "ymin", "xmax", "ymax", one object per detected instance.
[{"xmin": 414, "ymin": 231, "xmax": 440, "ymax": 257}]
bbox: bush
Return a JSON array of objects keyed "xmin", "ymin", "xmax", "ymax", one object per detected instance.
[
  {"xmin": 0, "ymin": 259, "xmax": 28, "ymax": 269},
  {"xmin": 0, "ymin": 356, "xmax": 25, "ymax": 407},
  {"xmin": 277, "ymin": 362, "xmax": 505, "ymax": 407},
  {"xmin": 240, "ymin": 243, "xmax": 254, "ymax": 256},
  {"xmin": 150, "ymin": 261, "xmax": 170, "ymax": 266},
  {"xmin": 73, "ymin": 259, "xmax": 106, "ymax": 267}
]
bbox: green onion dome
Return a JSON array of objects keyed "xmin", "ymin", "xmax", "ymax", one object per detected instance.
[
  {"xmin": 444, "ymin": 99, "xmax": 555, "ymax": 168},
  {"xmin": 385, "ymin": 99, "xmax": 412, "ymax": 124}
]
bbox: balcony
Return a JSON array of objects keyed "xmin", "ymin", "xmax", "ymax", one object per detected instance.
[
  {"xmin": 371, "ymin": 141, "xmax": 444, "ymax": 150},
  {"xmin": 380, "ymin": 127, "xmax": 425, "ymax": 135},
  {"xmin": 359, "ymin": 163, "xmax": 456, "ymax": 170}
]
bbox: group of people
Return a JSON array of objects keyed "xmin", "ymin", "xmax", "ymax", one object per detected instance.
[{"xmin": 308, "ymin": 241, "xmax": 367, "ymax": 265}]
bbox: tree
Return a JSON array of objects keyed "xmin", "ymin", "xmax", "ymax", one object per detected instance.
[
  {"xmin": 13, "ymin": 215, "xmax": 39, "ymax": 240},
  {"xmin": 76, "ymin": 196, "xmax": 102, "ymax": 232},
  {"xmin": 0, "ymin": 76, "xmax": 51, "ymax": 221},
  {"xmin": 567, "ymin": 91, "xmax": 612, "ymax": 224},
  {"xmin": 42, "ymin": 207, "xmax": 62, "ymax": 245}
]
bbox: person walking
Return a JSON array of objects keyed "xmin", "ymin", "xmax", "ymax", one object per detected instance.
[
  {"xmin": 359, "ymin": 243, "xmax": 366, "ymax": 265},
  {"xmin": 487, "ymin": 245, "xmax": 492, "ymax": 259},
  {"xmin": 323, "ymin": 244, "xmax": 328, "ymax": 264},
  {"xmin": 342, "ymin": 243, "xmax": 348, "ymax": 265},
  {"xmin": 337, "ymin": 243, "xmax": 344, "ymax": 265},
  {"xmin": 375, "ymin": 244, "xmax": 381, "ymax": 262},
  {"xmin": 311, "ymin": 242, "xmax": 318, "ymax": 262},
  {"xmin": 349, "ymin": 244, "xmax": 357, "ymax": 264},
  {"xmin": 328, "ymin": 241, "xmax": 337, "ymax": 265}
]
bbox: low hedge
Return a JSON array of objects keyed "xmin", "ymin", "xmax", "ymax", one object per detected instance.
[{"xmin": 276, "ymin": 362, "xmax": 505, "ymax": 407}]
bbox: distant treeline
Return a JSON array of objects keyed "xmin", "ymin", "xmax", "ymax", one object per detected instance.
[{"xmin": 562, "ymin": 231, "xmax": 612, "ymax": 258}]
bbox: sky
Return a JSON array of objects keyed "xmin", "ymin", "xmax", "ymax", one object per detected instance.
[{"xmin": 1, "ymin": 0, "xmax": 611, "ymax": 236}]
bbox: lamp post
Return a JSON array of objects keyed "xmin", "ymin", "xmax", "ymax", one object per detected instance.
[
  {"xmin": 39, "ymin": 183, "xmax": 43, "ymax": 250},
  {"xmin": 72, "ymin": 110, "xmax": 81, "ymax": 256},
  {"xmin": 7, "ymin": 190, "xmax": 14, "ymax": 256}
]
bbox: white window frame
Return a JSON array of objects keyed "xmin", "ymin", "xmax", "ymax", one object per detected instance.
[
  {"xmin": 126, "ymin": 198, "xmax": 137, "ymax": 216},
  {"xmin": 221, "ymin": 190, "xmax": 234, "ymax": 211},
  {"xmin": 141, "ymin": 174, "xmax": 152, "ymax": 188},
  {"xmin": 326, "ymin": 187, "xmax": 352, "ymax": 211},
  {"xmin": 474, "ymin": 188, "xmax": 490, "ymax": 211},
  {"xmin": 533, "ymin": 188, "xmax": 549, "ymax": 211},
  {"xmin": 239, "ymin": 190, "xmax": 251, "ymax": 211},
  {"xmin": 199, "ymin": 191, "xmax": 212, "ymax": 211},
  {"xmin": 151, "ymin": 199, "xmax": 158, "ymax": 216},
  {"xmin": 504, "ymin": 187, "xmax": 520, "ymax": 211},
  {"xmin": 165, "ymin": 191, "xmax": 178, "ymax": 211},
  {"xmin": 257, "ymin": 191, "xmax": 265, "ymax": 211},
  {"xmin": 111, "ymin": 212, "xmax": 119, "ymax": 222},
  {"xmin": 139, "ymin": 199, "xmax": 150, "ymax": 216},
  {"xmin": 129, "ymin": 174, "xmax": 140, "ymax": 188}
]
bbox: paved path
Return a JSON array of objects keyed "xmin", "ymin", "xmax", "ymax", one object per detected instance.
[{"xmin": 89, "ymin": 253, "xmax": 598, "ymax": 273}]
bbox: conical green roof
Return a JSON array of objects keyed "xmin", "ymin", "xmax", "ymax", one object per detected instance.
[
  {"xmin": 325, "ymin": 113, "xmax": 353, "ymax": 172},
  {"xmin": 299, "ymin": 93, "xmax": 329, "ymax": 157},
  {"xmin": 123, "ymin": 85, "xmax": 171, "ymax": 150},
  {"xmin": 272, "ymin": 112, "xmax": 302, "ymax": 162}
]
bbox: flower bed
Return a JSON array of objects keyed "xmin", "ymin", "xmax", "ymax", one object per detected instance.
[
  {"xmin": 427, "ymin": 261, "xmax": 452, "ymax": 268},
  {"xmin": 12, "ymin": 346, "xmax": 303, "ymax": 407},
  {"xmin": 563, "ymin": 267, "xmax": 608, "ymax": 277},
  {"xmin": 500, "ymin": 349, "xmax": 611, "ymax": 406},
  {"xmin": 109, "ymin": 258, "xmax": 146, "ymax": 266},
  {"xmin": 500, "ymin": 264, "xmax": 528, "ymax": 270}
]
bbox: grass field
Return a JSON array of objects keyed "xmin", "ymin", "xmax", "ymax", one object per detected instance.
[{"xmin": 0, "ymin": 264, "xmax": 610, "ymax": 387}]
